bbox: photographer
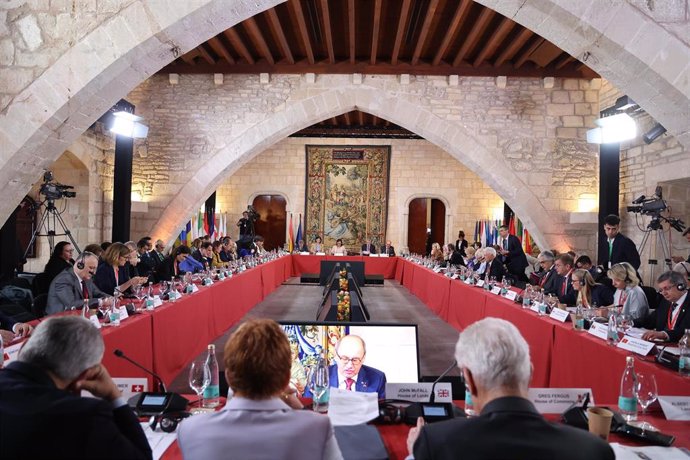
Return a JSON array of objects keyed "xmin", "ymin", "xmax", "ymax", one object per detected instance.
[{"xmin": 236, "ymin": 207, "xmax": 258, "ymax": 240}]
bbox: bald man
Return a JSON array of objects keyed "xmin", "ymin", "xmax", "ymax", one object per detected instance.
[{"xmin": 330, "ymin": 335, "xmax": 387, "ymax": 399}]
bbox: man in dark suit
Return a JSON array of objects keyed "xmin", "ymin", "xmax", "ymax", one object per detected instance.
[
  {"xmin": 479, "ymin": 247, "xmax": 507, "ymax": 282},
  {"xmin": 0, "ymin": 316, "xmax": 152, "ymax": 459},
  {"xmin": 0, "ymin": 310, "xmax": 32, "ymax": 346},
  {"xmin": 642, "ymin": 271, "xmax": 689, "ymax": 342},
  {"xmin": 192, "ymin": 242, "xmax": 213, "ymax": 269},
  {"xmin": 598, "ymin": 214, "xmax": 641, "ymax": 270},
  {"xmin": 46, "ymin": 252, "xmax": 111, "ymax": 315},
  {"xmin": 380, "ymin": 240, "xmax": 396, "ymax": 256},
  {"xmin": 498, "ymin": 225, "xmax": 528, "ymax": 281},
  {"xmin": 536, "ymin": 250, "xmax": 560, "ymax": 295},
  {"xmin": 555, "ymin": 253, "xmax": 577, "ymax": 306},
  {"xmin": 407, "ymin": 318, "xmax": 613, "ymax": 460},
  {"xmin": 329, "ymin": 335, "xmax": 386, "ymax": 399},
  {"xmin": 361, "ymin": 238, "xmax": 377, "ymax": 255},
  {"xmin": 136, "ymin": 238, "xmax": 157, "ymax": 277}
]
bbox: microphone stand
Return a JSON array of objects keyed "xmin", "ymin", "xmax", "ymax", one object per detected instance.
[{"xmin": 114, "ymin": 349, "xmax": 167, "ymax": 392}]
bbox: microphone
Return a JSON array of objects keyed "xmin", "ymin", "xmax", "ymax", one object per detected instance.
[
  {"xmin": 430, "ymin": 359, "xmax": 458, "ymax": 403},
  {"xmin": 114, "ymin": 349, "xmax": 167, "ymax": 392}
]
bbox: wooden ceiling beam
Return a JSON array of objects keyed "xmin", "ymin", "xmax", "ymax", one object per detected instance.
[
  {"xmin": 493, "ymin": 28, "xmax": 531, "ymax": 67},
  {"xmin": 514, "ymin": 36, "xmax": 545, "ymax": 69},
  {"xmin": 473, "ymin": 17, "xmax": 513, "ymax": 67},
  {"xmin": 343, "ymin": 112, "xmax": 351, "ymax": 126},
  {"xmin": 207, "ymin": 36, "xmax": 235, "ymax": 64},
  {"xmin": 290, "ymin": 0, "xmax": 315, "ymax": 64},
  {"xmin": 224, "ymin": 29, "xmax": 255, "ymax": 64},
  {"xmin": 319, "ymin": 0, "xmax": 335, "ymax": 64},
  {"xmin": 433, "ymin": 0, "xmax": 472, "ymax": 66},
  {"xmin": 453, "ymin": 8, "xmax": 494, "ymax": 66},
  {"xmin": 411, "ymin": 0, "xmax": 440, "ymax": 65},
  {"xmin": 370, "ymin": 0, "xmax": 382, "ymax": 65},
  {"xmin": 197, "ymin": 44, "xmax": 216, "ymax": 65},
  {"xmin": 180, "ymin": 52, "xmax": 197, "ymax": 65},
  {"xmin": 348, "ymin": 0, "xmax": 356, "ymax": 64},
  {"xmin": 244, "ymin": 17, "xmax": 274, "ymax": 65},
  {"xmin": 371, "ymin": 115, "xmax": 379, "ymax": 127},
  {"xmin": 391, "ymin": 0, "xmax": 413, "ymax": 65},
  {"xmin": 554, "ymin": 54, "xmax": 574, "ymax": 70},
  {"xmin": 266, "ymin": 9, "xmax": 294, "ymax": 64},
  {"xmin": 358, "ymin": 111, "xmax": 365, "ymax": 125}
]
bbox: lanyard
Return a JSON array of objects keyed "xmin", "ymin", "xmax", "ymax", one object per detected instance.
[{"xmin": 667, "ymin": 303, "xmax": 681, "ymax": 330}]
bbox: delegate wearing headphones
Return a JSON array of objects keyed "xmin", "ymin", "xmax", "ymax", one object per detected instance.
[
  {"xmin": 641, "ymin": 270, "xmax": 689, "ymax": 342},
  {"xmin": 46, "ymin": 251, "xmax": 113, "ymax": 315}
]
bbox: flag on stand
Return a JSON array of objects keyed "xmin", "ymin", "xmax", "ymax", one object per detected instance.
[
  {"xmin": 287, "ymin": 213, "xmax": 294, "ymax": 252},
  {"xmin": 185, "ymin": 220, "xmax": 192, "ymax": 246},
  {"xmin": 197, "ymin": 208, "xmax": 204, "ymax": 239},
  {"xmin": 480, "ymin": 220, "xmax": 487, "ymax": 248},
  {"xmin": 473, "ymin": 221, "xmax": 479, "ymax": 243},
  {"xmin": 516, "ymin": 218, "xmax": 523, "ymax": 243},
  {"xmin": 295, "ymin": 214, "xmax": 303, "ymax": 249},
  {"xmin": 508, "ymin": 214, "xmax": 516, "ymax": 236},
  {"xmin": 523, "ymin": 228, "xmax": 533, "ymax": 254}
]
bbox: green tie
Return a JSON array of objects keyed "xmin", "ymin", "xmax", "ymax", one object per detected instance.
[{"xmin": 608, "ymin": 239, "xmax": 613, "ymax": 258}]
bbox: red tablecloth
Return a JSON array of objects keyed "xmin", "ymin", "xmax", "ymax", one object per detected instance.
[
  {"xmin": 447, "ymin": 281, "xmax": 486, "ymax": 330},
  {"xmin": 363, "ymin": 257, "xmax": 398, "ymax": 278},
  {"xmin": 101, "ymin": 313, "xmax": 154, "ymax": 389},
  {"xmin": 291, "ymin": 255, "xmax": 398, "ymax": 278}
]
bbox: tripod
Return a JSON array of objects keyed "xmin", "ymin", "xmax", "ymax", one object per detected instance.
[
  {"xmin": 638, "ymin": 218, "xmax": 672, "ymax": 285},
  {"xmin": 23, "ymin": 199, "xmax": 81, "ymax": 260}
]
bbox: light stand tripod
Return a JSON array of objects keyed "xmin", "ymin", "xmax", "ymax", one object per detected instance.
[
  {"xmin": 23, "ymin": 198, "xmax": 81, "ymax": 260},
  {"xmin": 638, "ymin": 217, "xmax": 673, "ymax": 286}
]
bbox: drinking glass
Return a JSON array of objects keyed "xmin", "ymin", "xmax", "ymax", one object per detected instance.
[
  {"xmin": 132, "ymin": 284, "xmax": 143, "ymax": 301},
  {"xmin": 97, "ymin": 299, "xmax": 110, "ymax": 321},
  {"xmin": 308, "ymin": 366, "xmax": 329, "ymax": 413},
  {"xmin": 188, "ymin": 360, "xmax": 211, "ymax": 411},
  {"xmin": 617, "ymin": 314, "xmax": 634, "ymax": 335},
  {"xmin": 633, "ymin": 373, "xmax": 658, "ymax": 431}
]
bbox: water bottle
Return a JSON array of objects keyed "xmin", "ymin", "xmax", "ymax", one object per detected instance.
[
  {"xmin": 618, "ymin": 356, "xmax": 638, "ymax": 422},
  {"xmin": 607, "ymin": 313, "xmax": 619, "ymax": 345},
  {"xmin": 464, "ymin": 386, "xmax": 476, "ymax": 416},
  {"xmin": 574, "ymin": 304, "xmax": 584, "ymax": 331},
  {"xmin": 522, "ymin": 286, "xmax": 533, "ymax": 309},
  {"xmin": 0, "ymin": 333, "xmax": 4, "ymax": 368},
  {"xmin": 679, "ymin": 329, "xmax": 690, "ymax": 377},
  {"xmin": 312, "ymin": 349, "xmax": 330, "ymax": 413},
  {"xmin": 203, "ymin": 344, "xmax": 220, "ymax": 408},
  {"xmin": 82, "ymin": 299, "xmax": 90, "ymax": 318}
]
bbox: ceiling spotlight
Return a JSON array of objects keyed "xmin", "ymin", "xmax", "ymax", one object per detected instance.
[
  {"xmin": 586, "ymin": 113, "xmax": 637, "ymax": 144},
  {"xmin": 642, "ymin": 123, "xmax": 666, "ymax": 144},
  {"xmin": 110, "ymin": 111, "xmax": 149, "ymax": 138}
]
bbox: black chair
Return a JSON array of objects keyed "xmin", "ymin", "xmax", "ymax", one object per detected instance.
[
  {"xmin": 641, "ymin": 285, "xmax": 660, "ymax": 311},
  {"xmin": 0, "ymin": 303, "xmax": 35, "ymax": 323},
  {"xmin": 6, "ymin": 277, "xmax": 32, "ymax": 291},
  {"xmin": 32, "ymin": 272, "xmax": 50, "ymax": 297},
  {"xmin": 32, "ymin": 293, "xmax": 48, "ymax": 319}
]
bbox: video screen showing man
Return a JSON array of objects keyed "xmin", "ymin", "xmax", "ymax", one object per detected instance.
[{"xmin": 331, "ymin": 335, "xmax": 387, "ymax": 399}]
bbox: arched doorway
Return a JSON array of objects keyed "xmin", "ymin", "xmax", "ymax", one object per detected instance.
[
  {"xmin": 251, "ymin": 195, "xmax": 286, "ymax": 250},
  {"xmin": 408, "ymin": 198, "xmax": 446, "ymax": 255}
]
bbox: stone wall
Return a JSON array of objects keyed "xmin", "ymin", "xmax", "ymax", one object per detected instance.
[{"xmin": 215, "ymin": 137, "xmax": 504, "ymax": 251}]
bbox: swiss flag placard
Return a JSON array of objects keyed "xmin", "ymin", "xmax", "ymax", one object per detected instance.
[{"xmin": 113, "ymin": 378, "xmax": 148, "ymax": 400}]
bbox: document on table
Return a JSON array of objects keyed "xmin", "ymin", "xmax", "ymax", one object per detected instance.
[
  {"xmin": 327, "ymin": 388, "xmax": 380, "ymax": 426},
  {"xmin": 610, "ymin": 443, "xmax": 690, "ymax": 459},
  {"xmin": 625, "ymin": 327, "xmax": 648, "ymax": 339},
  {"xmin": 140, "ymin": 423, "xmax": 177, "ymax": 460}
]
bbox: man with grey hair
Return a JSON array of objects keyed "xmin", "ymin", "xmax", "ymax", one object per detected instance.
[
  {"xmin": 46, "ymin": 251, "xmax": 111, "ymax": 315},
  {"xmin": 0, "ymin": 316, "xmax": 152, "ymax": 459},
  {"xmin": 478, "ymin": 247, "xmax": 507, "ymax": 282},
  {"xmin": 406, "ymin": 318, "xmax": 613, "ymax": 460},
  {"xmin": 535, "ymin": 250, "xmax": 560, "ymax": 295},
  {"xmin": 641, "ymin": 270, "xmax": 689, "ymax": 342}
]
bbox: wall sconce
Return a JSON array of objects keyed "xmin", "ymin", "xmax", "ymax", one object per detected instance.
[{"xmin": 577, "ymin": 193, "xmax": 597, "ymax": 212}]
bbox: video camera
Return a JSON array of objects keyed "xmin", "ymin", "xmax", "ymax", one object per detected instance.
[
  {"xmin": 626, "ymin": 186, "xmax": 666, "ymax": 216},
  {"xmin": 39, "ymin": 171, "xmax": 76, "ymax": 200},
  {"xmin": 246, "ymin": 205, "xmax": 259, "ymax": 222}
]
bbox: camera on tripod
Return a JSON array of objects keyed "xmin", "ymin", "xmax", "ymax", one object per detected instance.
[
  {"xmin": 39, "ymin": 171, "xmax": 76, "ymax": 200},
  {"xmin": 245, "ymin": 205, "xmax": 259, "ymax": 222},
  {"xmin": 626, "ymin": 186, "xmax": 666, "ymax": 216}
]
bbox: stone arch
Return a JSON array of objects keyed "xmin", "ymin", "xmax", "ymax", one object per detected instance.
[
  {"xmin": 401, "ymin": 194, "xmax": 453, "ymax": 251},
  {"xmin": 151, "ymin": 85, "xmax": 554, "ymax": 251}
]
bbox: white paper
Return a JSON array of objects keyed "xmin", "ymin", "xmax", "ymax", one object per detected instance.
[
  {"xmin": 528, "ymin": 388, "xmax": 594, "ymax": 414},
  {"xmin": 504, "ymin": 290, "xmax": 518, "ymax": 301},
  {"xmin": 118, "ymin": 306, "xmax": 129, "ymax": 320},
  {"xmin": 385, "ymin": 382, "xmax": 453, "ymax": 403},
  {"xmin": 476, "ymin": 280, "xmax": 485, "ymax": 288},
  {"xmin": 490, "ymin": 286, "xmax": 501, "ymax": 295},
  {"xmin": 610, "ymin": 443, "xmax": 689, "ymax": 460},
  {"xmin": 662, "ymin": 346, "xmax": 680, "ymax": 356},
  {"xmin": 549, "ymin": 308, "xmax": 570, "ymax": 323},
  {"xmin": 617, "ymin": 335, "xmax": 655, "ymax": 356},
  {"xmin": 140, "ymin": 422, "xmax": 178, "ymax": 460},
  {"xmin": 326, "ymin": 388, "xmax": 380, "ymax": 426},
  {"xmin": 625, "ymin": 327, "xmax": 648, "ymax": 339},
  {"xmin": 658, "ymin": 396, "xmax": 690, "ymax": 421}
]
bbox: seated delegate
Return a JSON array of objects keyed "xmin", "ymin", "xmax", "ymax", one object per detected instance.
[
  {"xmin": 46, "ymin": 251, "xmax": 112, "ymax": 315},
  {"xmin": 93, "ymin": 242, "xmax": 147, "ymax": 296},
  {"xmin": 641, "ymin": 270, "xmax": 689, "ymax": 342},
  {"xmin": 330, "ymin": 239, "xmax": 347, "ymax": 256},
  {"xmin": 406, "ymin": 318, "xmax": 613, "ymax": 460},
  {"xmin": 178, "ymin": 318, "xmax": 343, "ymax": 460},
  {"xmin": 607, "ymin": 262, "xmax": 649, "ymax": 321}
]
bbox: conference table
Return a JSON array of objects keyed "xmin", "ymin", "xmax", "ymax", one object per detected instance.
[{"xmin": 291, "ymin": 254, "xmax": 398, "ymax": 279}]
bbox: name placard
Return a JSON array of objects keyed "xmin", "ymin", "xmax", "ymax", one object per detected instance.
[
  {"xmin": 476, "ymin": 280, "xmax": 485, "ymax": 288},
  {"xmin": 530, "ymin": 304, "xmax": 541, "ymax": 314},
  {"xmin": 191, "ymin": 284, "xmax": 199, "ymax": 293},
  {"xmin": 588, "ymin": 322, "xmax": 609, "ymax": 340},
  {"xmin": 433, "ymin": 267, "xmax": 442, "ymax": 273},
  {"xmin": 118, "ymin": 306, "xmax": 129, "ymax": 320},
  {"xmin": 315, "ymin": 252, "xmax": 326, "ymax": 256},
  {"xmin": 504, "ymin": 290, "xmax": 518, "ymax": 301},
  {"xmin": 490, "ymin": 286, "xmax": 501, "ymax": 295},
  {"xmin": 369, "ymin": 254, "xmax": 379, "ymax": 257},
  {"xmin": 528, "ymin": 388, "xmax": 595, "ymax": 414},
  {"xmin": 617, "ymin": 335, "xmax": 655, "ymax": 356},
  {"xmin": 300, "ymin": 251, "xmax": 310, "ymax": 255},
  {"xmin": 379, "ymin": 254, "xmax": 389, "ymax": 258},
  {"xmin": 549, "ymin": 308, "xmax": 570, "ymax": 323},
  {"xmin": 2, "ymin": 341, "xmax": 22, "ymax": 366},
  {"xmin": 464, "ymin": 278, "xmax": 472, "ymax": 285},
  {"xmin": 153, "ymin": 296, "xmax": 163, "ymax": 307},
  {"xmin": 113, "ymin": 377, "xmax": 148, "ymax": 401},
  {"xmin": 89, "ymin": 315, "xmax": 102, "ymax": 329},
  {"xmin": 658, "ymin": 396, "xmax": 690, "ymax": 421},
  {"xmin": 385, "ymin": 383, "xmax": 453, "ymax": 403}
]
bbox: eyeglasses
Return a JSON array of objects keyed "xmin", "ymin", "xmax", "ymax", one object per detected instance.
[
  {"xmin": 657, "ymin": 286, "xmax": 676, "ymax": 293},
  {"xmin": 337, "ymin": 355, "xmax": 363, "ymax": 365},
  {"xmin": 572, "ymin": 279, "xmax": 581, "ymax": 284}
]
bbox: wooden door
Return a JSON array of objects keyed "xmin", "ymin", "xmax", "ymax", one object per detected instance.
[
  {"xmin": 430, "ymin": 199, "xmax": 446, "ymax": 248},
  {"xmin": 407, "ymin": 198, "xmax": 427, "ymax": 255},
  {"xmin": 252, "ymin": 195, "xmax": 286, "ymax": 251}
]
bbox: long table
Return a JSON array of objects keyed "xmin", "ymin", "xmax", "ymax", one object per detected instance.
[
  {"xmin": 396, "ymin": 258, "xmax": 690, "ymax": 402},
  {"xmin": 291, "ymin": 254, "xmax": 398, "ymax": 279}
]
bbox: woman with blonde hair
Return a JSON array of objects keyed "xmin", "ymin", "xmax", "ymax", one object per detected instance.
[
  {"xmin": 571, "ymin": 269, "xmax": 613, "ymax": 308},
  {"xmin": 607, "ymin": 262, "xmax": 649, "ymax": 321},
  {"xmin": 430, "ymin": 242, "xmax": 444, "ymax": 264},
  {"xmin": 93, "ymin": 242, "xmax": 147, "ymax": 296}
]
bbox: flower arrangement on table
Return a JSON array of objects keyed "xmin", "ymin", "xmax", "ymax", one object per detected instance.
[{"xmin": 337, "ymin": 269, "xmax": 350, "ymax": 321}]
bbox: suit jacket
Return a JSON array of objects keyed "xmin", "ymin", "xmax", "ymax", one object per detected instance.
[
  {"xmin": 46, "ymin": 268, "xmax": 108, "ymax": 315},
  {"xmin": 93, "ymin": 261, "xmax": 130, "ymax": 296},
  {"xmin": 599, "ymin": 233, "xmax": 641, "ymax": 270},
  {"xmin": 360, "ymin": 243, "xmax": 377, "ymax": 254},
  {"xmin": 590, "ymin": 283, "xmax": 614, "ymax": 307},
  {"xmin": 501, "ymin": 235, "xmax": 528, "ymax": 274},
  {"xmin": 540, "ymin": 267, "xmax": 560, "ymax": 295},
  {"xmin": 557, "ymin": 273, "xmax": 577, "ymax": 306},
  {"xmin": 642, "ymin": 293, "xmax": 690, "ymax": 342},
  {"xmin": 137, "ymin": 251, "xmax": 157, "ymax": 276},
  {"xmin": 328, "ymin": 364, "xmax": 387, "ymax": 399},
  {"xmin": 449, "ymin": 251, "xmax": 466, "ymax": 267},
  {"xmin": 380, "ymin": 245, "xmax": 396, "ymax": 256},
  {"xmin": 413, "ymin": 396, "xmax": 613, "ymax": 460},
  {"xmin": 153, "ymin": 256, "xmax": 182, "ymax": 282},
  {"xmin": 455, "ymin": 239, "xmax": 468, "ymax": 257},
  {"xmin": 0, "ymin": 361, "xmax": 152, "ymax": 460},
  {"xmin": 0, "ymin": 309, "xmax": 17, "ymax": 331},
  {"xmin": 480, "ymin": 259, "xmax": 507, "ymax": 282},
  {"xmin": 178, "ymin": 397, "xmax": 342, "ymax": 460}
]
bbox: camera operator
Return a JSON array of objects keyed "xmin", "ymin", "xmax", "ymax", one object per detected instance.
[
  {"xmin": 236, "ymin": 207, "xmax": 258, "ymax": 240},
  {"xmin": 598, "ymin": 214, "xmax": 641, "ymax": 271}
]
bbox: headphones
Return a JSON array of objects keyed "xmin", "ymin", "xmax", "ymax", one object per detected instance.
[
  {"xmin": 678, "ymin": 282, "xmax": 688, "ymax": 292},
  {"xmin": 75, "ymin": 251, "xmax": 95, "ymax": 271}
]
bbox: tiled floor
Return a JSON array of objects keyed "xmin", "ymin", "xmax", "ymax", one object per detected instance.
[{"xmin": 169, "ymin": 279, "xmax": 462, "ymax": 393}]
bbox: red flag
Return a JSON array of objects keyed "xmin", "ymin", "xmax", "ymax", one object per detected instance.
[
  {"xmin": 524, "ymin": 229, "xmax": 533, "ymax": 254},
  {"xmin": 287, "ymin": 213, "xmax": 294, "ymax": 252},
  {"xmin": 508, "ymin": 214, "xmax": 516, "ymax": 236}
]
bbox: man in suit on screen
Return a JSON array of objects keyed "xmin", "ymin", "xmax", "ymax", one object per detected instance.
[
  {"xmin": 329, "ymin": 335, "xmax": 387, "ymax": 399},
  {"xmin": 406, "ymin": 318, "xmax": 613, "ymax": 460}
]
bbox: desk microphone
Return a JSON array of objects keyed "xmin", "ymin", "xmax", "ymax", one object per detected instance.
[
  {"xmin": 114, "ymin": 349, "xmax": 167, "ymax": 392},
  {"xmin": 404, "ymin": 359, "xmax": 463, "ymax": 424},
  {"xmin": 430, "ymin": 359, "xmax": 458, "ymax": 403}
]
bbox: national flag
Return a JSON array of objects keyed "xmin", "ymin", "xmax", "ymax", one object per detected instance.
[
  {"xmin": 295, "ymin": 213, "xmax": 303, "ymax": 249},
  {"xmin": 474, "ymin": 220, "xmax": 479, "ymax": 243},
  {"xmin": 508, "ymin": 214, "xmax": 516, "ymax": 236},
  {"xmin": 480, "ymin": 220, "xmax": 487, "ymax": 248},
  {"xmin": 185, "ymin": 220, "xmax": 192, "ymax": 246},
  {"xmin": 287, "ymin": 213, "xmax": 294, "ymax": 252},
  {"xmin": 516, "ymin": 218, "xmax": 523, "ymax": 243},
  {"xmin": 198, "ymin": 208, "xmax": 204, "ymax": 238},
  {"xmin": 179, "ymin": 223, "xmax": 187, "ymax": 246},
  {"xmin": 221, "ymin": 212, "xmax": 227, "ymax": 238},
  {"xmin": 524, "ymin": 229, "xmax": 533, "ymax": 254}
]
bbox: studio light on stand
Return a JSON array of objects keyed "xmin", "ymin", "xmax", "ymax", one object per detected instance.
[
  {"xmin": 586, "ymin": 113, "xmax": 637, "ymax": 144},
  {"xmin": 110, "ymin": 111, "xmax": 149, "ymax": 139}
]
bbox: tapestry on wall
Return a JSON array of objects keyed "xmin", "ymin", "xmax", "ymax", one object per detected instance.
[{"xmin": 305, "ymin": 145, "xmax": 390, "ymax": 252}]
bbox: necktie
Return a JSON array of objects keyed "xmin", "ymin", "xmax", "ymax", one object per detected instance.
[
  {"xmin": 504, "ymin": 238, "xmax": 508, "ymax": 250},
  {"xmin": 345, "ymin": 378, "xmax": 355, "ymax": 391},
  {"xmin": 562, "ymin": 278, "xmax": 568, "ymax": 296},
  {"xmin": 540, "ymin": 271, "xmax": 549, "ymax": 287},
  {"xmin": 608, "ymin": 239, "xmax": 613, "ymax": 258},
  {"xmin": 668, "ymin": 302, "xmax": 680, "ymax": 329},
  {"xmin": 82, "ymin": 280, "xmax": 89, "ymax": 300}
]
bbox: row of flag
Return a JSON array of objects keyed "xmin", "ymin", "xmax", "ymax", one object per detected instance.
[
  {"xmin": 287, "ymin": 213, "xmax": 303, "ymax": 252},
  {"xmin": 473, "ymin": 215, "xmax": 533, "ymax": 253},
  {"xmin": 177, "ymin": 207, "xmax": 228, "ymax": 246}
]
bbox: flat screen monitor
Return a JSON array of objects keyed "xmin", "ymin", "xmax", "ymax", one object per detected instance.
[{"xmin": 279, "ymin": 322, "xmax": 420, "ymax": 390}]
